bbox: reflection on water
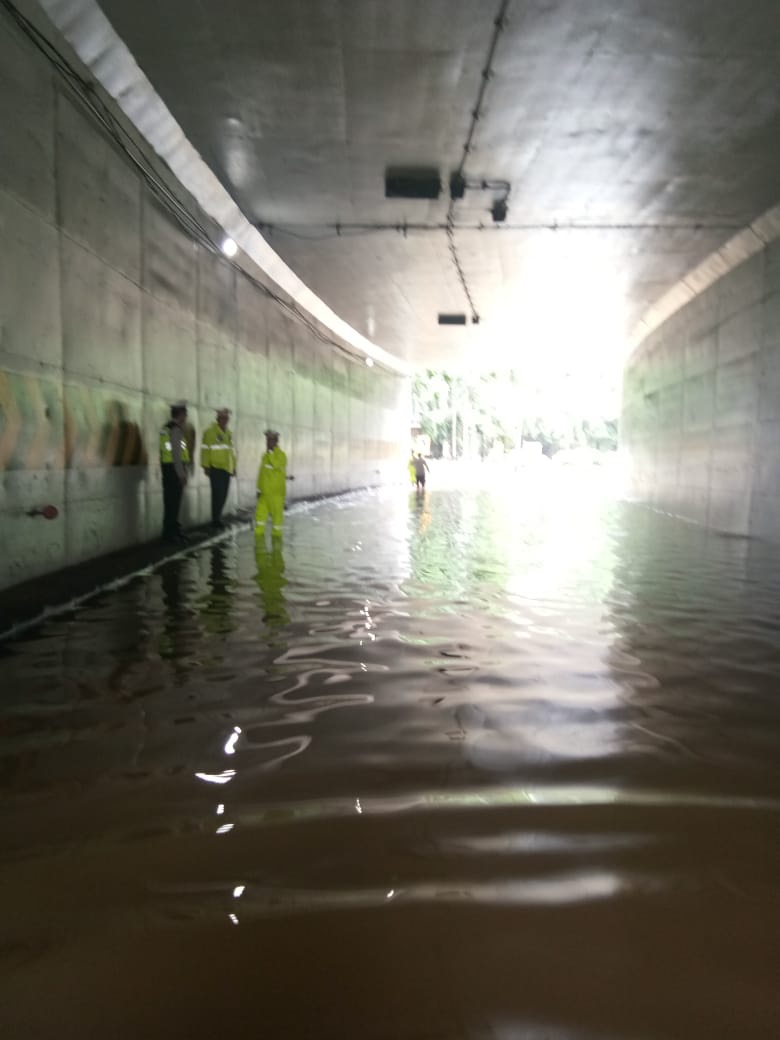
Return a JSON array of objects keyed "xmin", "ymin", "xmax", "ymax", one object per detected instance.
[
  {"xmin": 0, "ymin": 477, "xmax": 778, "ymax": 1038},
  {"xmin": 254, "ymin": 538, "xmax": 289, "ymax": 625}
]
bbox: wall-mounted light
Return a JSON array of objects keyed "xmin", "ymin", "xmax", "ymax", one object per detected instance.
[
  {"xmin": 365, "ymin": 357, "xmax": 375, "ymax": 367},
  {"xmin": 490, "ymin": 199, "xmax": 508, "ymax": 223},
  {"xmin": 221, "ymin": 237, "xmax": 238, "ymax": 257}
]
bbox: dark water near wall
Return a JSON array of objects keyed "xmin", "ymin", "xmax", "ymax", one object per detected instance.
[{"xmin": 1, "ymin": 476, "xmax": 778, "ymax": 1039}]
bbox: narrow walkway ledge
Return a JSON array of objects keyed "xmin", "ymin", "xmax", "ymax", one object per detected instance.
[
  {"xmin": 0, "ymin": 486, "xmax": 380, "ymax": 639},
  {"xmin": 0, "ymin": 517, "xmax": 246, "ymax": 640}
]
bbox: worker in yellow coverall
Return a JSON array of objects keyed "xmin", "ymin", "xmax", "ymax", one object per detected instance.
[{"xmin": 255, "ymin": 429, "xmax": 288, "ymax": 538}]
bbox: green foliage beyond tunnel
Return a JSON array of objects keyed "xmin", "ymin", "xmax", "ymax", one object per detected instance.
[{"xmin": 412, "ymin": 370, "xmax": 618, "ymax": 458}]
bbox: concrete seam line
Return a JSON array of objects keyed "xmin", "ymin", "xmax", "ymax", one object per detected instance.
[
  {"xmin": 627, "ymin": 200, "xmax": 780, "ymax": 359},
  {"xmin": 32, "ymin": 0, "xmax": 409, "ymax": 376}
]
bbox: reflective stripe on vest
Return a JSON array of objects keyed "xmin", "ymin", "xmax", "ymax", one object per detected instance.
[
  {"xmin": 159, "ymin": 427, "xmax": 191, "ymax": 464},
  {"xmin": 201, "ymin": 425, "xmax": 235, "ymax": 472}
]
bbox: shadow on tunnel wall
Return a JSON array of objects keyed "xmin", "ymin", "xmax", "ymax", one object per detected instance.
[
  {"xmin": 100, "ymin": 399, "xmax": 148, "ymax": 541},
  {"xmin": 100, "ymin": 400, "xmax": 147, "ymax": 468}
]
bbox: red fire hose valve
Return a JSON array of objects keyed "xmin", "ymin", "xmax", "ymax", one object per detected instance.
[{"xmin": 26, "ymin": 505, "xmax": 59, "ymax": 520}]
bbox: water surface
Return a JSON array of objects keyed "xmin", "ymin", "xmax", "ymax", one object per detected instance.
[{"xmin": 1, "ymin": 475, "xmax": 778, "ymax": 1038}]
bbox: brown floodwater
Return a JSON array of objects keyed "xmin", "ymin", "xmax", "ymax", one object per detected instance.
[{"xmin": 0, "ymin": 475, "xmax": 778, "ymax": 1038}]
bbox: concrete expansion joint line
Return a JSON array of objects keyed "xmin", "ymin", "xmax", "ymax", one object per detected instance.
[
  {"xmin": 1, "ymin": 0, "xmax": 386, "ymax": 372},
  {"xmin": 628, "ymin": 198, "xmax": 780, "ymax": 355},
  {"xmin": 18, "ymin": 0, "xmax": 409, "ymax": 376}
]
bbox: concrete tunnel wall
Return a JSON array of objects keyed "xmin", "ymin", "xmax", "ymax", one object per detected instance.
[
  {"xmin": 0, "ymin": 17, "xmax": 409, "ymax": 592},
  {"xmin": 622, "ymin": 235, "xmax": 780, "ymax": 538}
]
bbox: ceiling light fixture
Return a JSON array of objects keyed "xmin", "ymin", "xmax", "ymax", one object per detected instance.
[
  {"xmin": 365, "ymin": 357, "xmax": 375, "ymax": 367},
  {"xmin": 221, "ymin": 236, "xmax": 238, "ymax": 257}
]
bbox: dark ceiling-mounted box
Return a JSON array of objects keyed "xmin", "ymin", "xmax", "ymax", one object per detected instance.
[
  {"xmin": 438, "ymin": 313, "xmax": 467, "ymax": 325},
  {"xmin": 385, "ymin": 167, "xmax": 441, "ymax": 199}
]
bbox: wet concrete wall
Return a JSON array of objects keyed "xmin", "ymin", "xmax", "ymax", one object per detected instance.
[
  {"xmin": 0, "ymin": 17, "xmax": 409, "ymax": 592},
  {"xmin": 622, "ymin": 239, "xmax": 780, "ymax": 536}
]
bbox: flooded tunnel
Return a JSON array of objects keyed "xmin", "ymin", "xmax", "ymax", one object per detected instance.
[
  {"xmin": 2, "ymin": 479, "xmax": 779, "ymax": 1037},
  {"xmin": 2, "ymin": 0, "xmax": 780, "ymax": 1037}
]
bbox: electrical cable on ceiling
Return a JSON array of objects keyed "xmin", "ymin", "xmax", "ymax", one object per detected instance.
[
  {"xmin": 445, "ymin": 0, "xmax": 512, "ymax": 323},
  {"xmin": 0, "ymin": 0, "xmax": 381, "ymax": 371},
  {"xmin": 255, "ymin": 219, "xmax": 736, "ymax": 240},
  {"xmin": 1, "ymin": 1, "xmax": 215, "ymax": 253},
  {"xmin": 6, "ymin": 0, "xmax": 731, "ymax": 352},
  {"xmin": 446, "ymin": 224, "xmax": 480, "ymax": 324},
  {"xmin": 453, "ymin": 0, "xmax": 512, "ymax": 184}
]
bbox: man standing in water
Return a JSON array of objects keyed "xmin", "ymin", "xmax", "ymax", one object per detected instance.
[
  {"xmin": 200, "ymin": 407, "xmax": 236, "ymax": 527},
  {"xmin": 255, "ymin": 429, "xmax": 288, "ymax": 539},
  {"xmin": 413, "ymin": 452, "xmax": 430, "ymax": 491},
  {"xmin": 159, "ymin": 401, "xmax": 190, "ymax": 542}
]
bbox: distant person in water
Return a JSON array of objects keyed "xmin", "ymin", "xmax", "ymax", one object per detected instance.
[{"xmin": 413, "ymin": 452, "xmax": 429, "ymax": 490}]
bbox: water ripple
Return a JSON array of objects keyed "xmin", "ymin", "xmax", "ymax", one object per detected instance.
[{"xmin": 1, "ymin": 480, "xmax": 779, "ymax": 1037}]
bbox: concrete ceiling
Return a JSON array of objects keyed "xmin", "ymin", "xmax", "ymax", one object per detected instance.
[{"xmin": 95, "ymin": 0, "xmax": 780, "ymax": 372}]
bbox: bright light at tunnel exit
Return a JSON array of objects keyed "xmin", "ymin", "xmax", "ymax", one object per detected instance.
[
  {"xmin": 221, "ymin": 236, "xmax": 238, "ymax": 258},
  {"xmin": 456, "ymin": 229, "xmax": 630, "ymax": 417}
]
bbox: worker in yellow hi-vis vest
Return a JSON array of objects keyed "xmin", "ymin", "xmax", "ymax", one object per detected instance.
[
  {"xmin": 159, "ymin": 401, "xmax": 190, "ymax": 543},
  {"xmin": 200, "ymin": 407, "xmax": 236, "ymax": 527},
  {"xmin": 255, "ymin": 429, "xmax": 289, "ymax": 539}
]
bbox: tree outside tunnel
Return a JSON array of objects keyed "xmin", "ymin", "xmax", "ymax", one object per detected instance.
[{"xmin": 412, "ymin": 369, "xmax": 618, "ymax": 459}]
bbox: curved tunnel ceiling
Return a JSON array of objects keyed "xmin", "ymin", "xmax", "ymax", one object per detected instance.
[{"xmin": 50, "ymin": 0, "xmax": 780, "ymax": 374}]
